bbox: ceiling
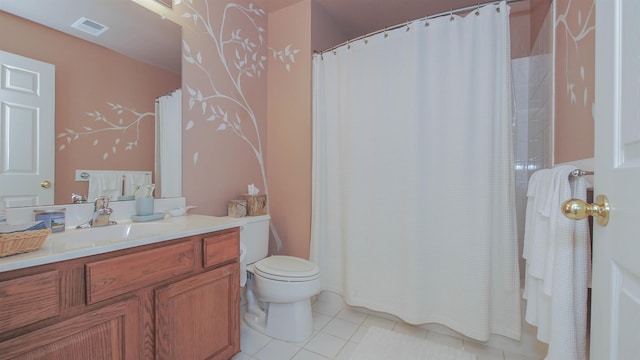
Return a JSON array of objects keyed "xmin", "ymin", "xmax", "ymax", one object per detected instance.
[
  {"xmin": 0, "ymin": 0, "xmax": 512, "ymax": 74},
  {"xmin": 0, "ymin": 0, "xmax": 182, "ymax": 73},
  {"xmin": 263, "ymin": 0, "xmax": 514, "ymax": 39}
]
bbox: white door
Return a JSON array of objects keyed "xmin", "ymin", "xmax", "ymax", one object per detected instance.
[
  {"xmin": 0, "ymin": 50, "xmax": 55, "ymax": 208},
  {"xmin": 590, "ymin": 0, "xmax": 640, "ymax": 358}
]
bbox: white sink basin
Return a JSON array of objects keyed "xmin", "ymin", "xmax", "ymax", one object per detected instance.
[{"xmin": 49, "ymin": 221, "xmax": 180, "ymax": 251}]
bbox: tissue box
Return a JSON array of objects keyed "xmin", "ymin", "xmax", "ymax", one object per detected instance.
[
  {"xmin": 240, "ymin": 194, "xmax": 267, "ymax": 216},
  {"xmin": 227, "ymin": 200, "xmax": 247, "ymax": 218}
]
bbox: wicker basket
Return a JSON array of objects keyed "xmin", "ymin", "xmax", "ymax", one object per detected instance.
[{"xmin": 0, "ymin": 228, "xmax": 51, "ymax": 257}]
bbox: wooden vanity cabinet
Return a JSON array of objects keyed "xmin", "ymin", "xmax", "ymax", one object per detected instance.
[{"xmin": 0, "ymin": 227, "xmax": 240, "ymax": 360}]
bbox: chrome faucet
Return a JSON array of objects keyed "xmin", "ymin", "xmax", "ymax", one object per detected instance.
[
  {"xmin": 71, "ymin": 193, "xmax": 87, "ymax": 204},
  {"xmin": 76, "ymin": 196, "xmax": 117, "ymax": 229}
]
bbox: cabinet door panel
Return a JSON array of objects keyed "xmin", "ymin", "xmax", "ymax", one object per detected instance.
[
  {"xmin": 0, "ymin": 297, "xmax": 140, "ymax": 360},
  {"xmin": 156, "ymin": 264, "xmax": 239, "ymax": 360}
]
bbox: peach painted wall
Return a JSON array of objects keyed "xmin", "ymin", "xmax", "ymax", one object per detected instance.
[
  {"xmin": 530, "ymin": 0, "xmax": 552, "ymax": 51},
  {"xmin": 311, "ymin": 1, "xmax": 348, "ymax": 52},
  {"xmin": 264, "ymin": 1, "xmax": 347, "ymax": 258},
  {"xmin": 267, "ymin": 1, "xmax": 312, "ymax": 258},
  {"xmin": 0, "ymin": 11, "xmax": 180, "ymax": 204},
  {"xmin": 174, "ymin": 1, "xmax": 268, "ymax": 217},
  {"xmin": 510, "ymin": 1, "xmax": 531, "ymax": 59},
  {"xmin": 553, "ymin": 0, "xmax": 595, "ymax": 163}
]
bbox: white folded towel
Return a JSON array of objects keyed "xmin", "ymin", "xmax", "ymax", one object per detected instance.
[{"xmin": 87, "ymin": 172, "xmax": 120, "ymax": 201}]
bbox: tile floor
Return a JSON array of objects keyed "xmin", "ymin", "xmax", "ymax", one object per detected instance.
[{"xmin": 233, "ymin": 291, "xmax": 540, "ymax": 360}]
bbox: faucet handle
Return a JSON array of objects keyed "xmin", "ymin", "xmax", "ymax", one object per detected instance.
[{"xmin": 94, "ymin": 196, "xmax": 110, "ymax": 210}]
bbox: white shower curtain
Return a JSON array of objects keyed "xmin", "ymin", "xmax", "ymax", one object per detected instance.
[
  {"xmin": 311, "ymin": 1, "xmax": 521, "ymax": 341},
  {"xmin": 155, "ymin": 89, "xmax": 182, "ymax": 198}
]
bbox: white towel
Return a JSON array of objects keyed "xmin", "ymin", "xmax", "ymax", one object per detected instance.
[
  {"xmin": 523, "ymin": 168, "xmax": 553, "ymax": 342},
  {"xmin": 523, "ymin": 165, "xmax": 591, "ymax": 360},
  {"xmin": 124, "ymin": 172, "xmax": 151, "ymax": 196},
  {"xmin": 87, "ymin": 172, "xmax": 120, "ymax": 201}
]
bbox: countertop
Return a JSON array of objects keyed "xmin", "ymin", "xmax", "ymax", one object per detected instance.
[{"xmin": 0, "ymin": 215, "xmax": 243, "ymax": 273}]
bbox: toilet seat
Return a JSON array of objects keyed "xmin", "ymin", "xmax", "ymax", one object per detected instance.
[{"xmin": 254, "ymin": 256, "xmax": 320, "ymax": 282}]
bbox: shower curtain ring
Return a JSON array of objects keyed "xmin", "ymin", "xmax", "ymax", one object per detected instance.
[
  {"xmin": 450, "ymin": 9, "xmax": 454, "ymax": 22},
  {"xmin": 406, "ymin": 21, "xmax": 410, "ymax": 31},
  {"xmin": 475, "ymin": 3, "xmax": 480, "ymax": 16}
]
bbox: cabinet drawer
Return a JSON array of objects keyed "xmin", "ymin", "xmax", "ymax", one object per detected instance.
[
  {"xmin": 203, "ymin": 229, "xmax": 239, "ymax": 268},
  {"xmin": 0, "ymin": 270, "xmax": 60, "ymax": 333},
  {"xmin": 86, "ymin": 241, "xmax": 195, "ymax": 304}
]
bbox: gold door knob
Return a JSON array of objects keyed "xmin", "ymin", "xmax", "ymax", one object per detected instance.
[
  {"xmin": 561, "ymin": 194, "xmax": 610, "ymax": 226},
  {"xmin": 40, "ymin": 180, "xmax": 52, "ymax": 189}
]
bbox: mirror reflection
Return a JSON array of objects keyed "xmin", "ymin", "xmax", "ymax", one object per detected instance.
[{"xmin": 0, "ymin": 0, "xmax": 181, "ymax": 208}]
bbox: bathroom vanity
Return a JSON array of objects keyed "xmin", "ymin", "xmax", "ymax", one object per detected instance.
[{"xmin": 0, "ymin": 215, "xmax": 242, "ymax": 360}]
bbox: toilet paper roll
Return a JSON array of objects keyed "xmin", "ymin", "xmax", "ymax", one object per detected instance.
[{"xmin": 239, "ymin": 242, "xmax": 247, "ymax": 287}]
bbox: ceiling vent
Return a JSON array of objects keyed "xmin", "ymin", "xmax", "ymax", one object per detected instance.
[{"xmin": 70, "ymin": 17, "xmax": 109, "ymax": 36}]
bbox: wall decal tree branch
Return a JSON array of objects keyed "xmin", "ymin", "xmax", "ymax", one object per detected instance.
[{"xmin": 56, "ymin": 102, "xmax": 154, "ymax": 161}]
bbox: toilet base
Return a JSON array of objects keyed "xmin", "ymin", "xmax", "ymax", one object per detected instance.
[{"xmin": 244, "ymin": 298, "xmax": 314, "ymax": 343}]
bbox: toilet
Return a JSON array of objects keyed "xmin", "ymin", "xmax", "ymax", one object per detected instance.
[{"xmin": 240, "ymin": 214, "xmax": 321, "ymax": 342}]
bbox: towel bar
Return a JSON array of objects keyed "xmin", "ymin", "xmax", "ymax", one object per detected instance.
[{"xmin": 569, "ymin": 169, "xmax": 594, "ymax": 177}]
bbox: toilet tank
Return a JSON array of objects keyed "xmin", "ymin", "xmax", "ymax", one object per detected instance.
[{"xmin": 241, "ymin": 214, "xmax": 270, "ymax": 264}]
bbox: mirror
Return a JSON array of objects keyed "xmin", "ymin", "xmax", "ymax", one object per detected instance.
[{"xmin": 0, "ymin": 0, "xmax": 181, "ymax": 207}]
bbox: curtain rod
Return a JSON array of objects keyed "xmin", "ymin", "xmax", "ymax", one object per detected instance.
[{"xmin": 315, "ymin": 0, "xmax": 528, "ymax": 55}]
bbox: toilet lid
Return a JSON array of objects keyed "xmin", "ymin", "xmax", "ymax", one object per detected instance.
[{"xmin": 254, "ymin": 256, "xmax": 320, "ymax": 281}]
